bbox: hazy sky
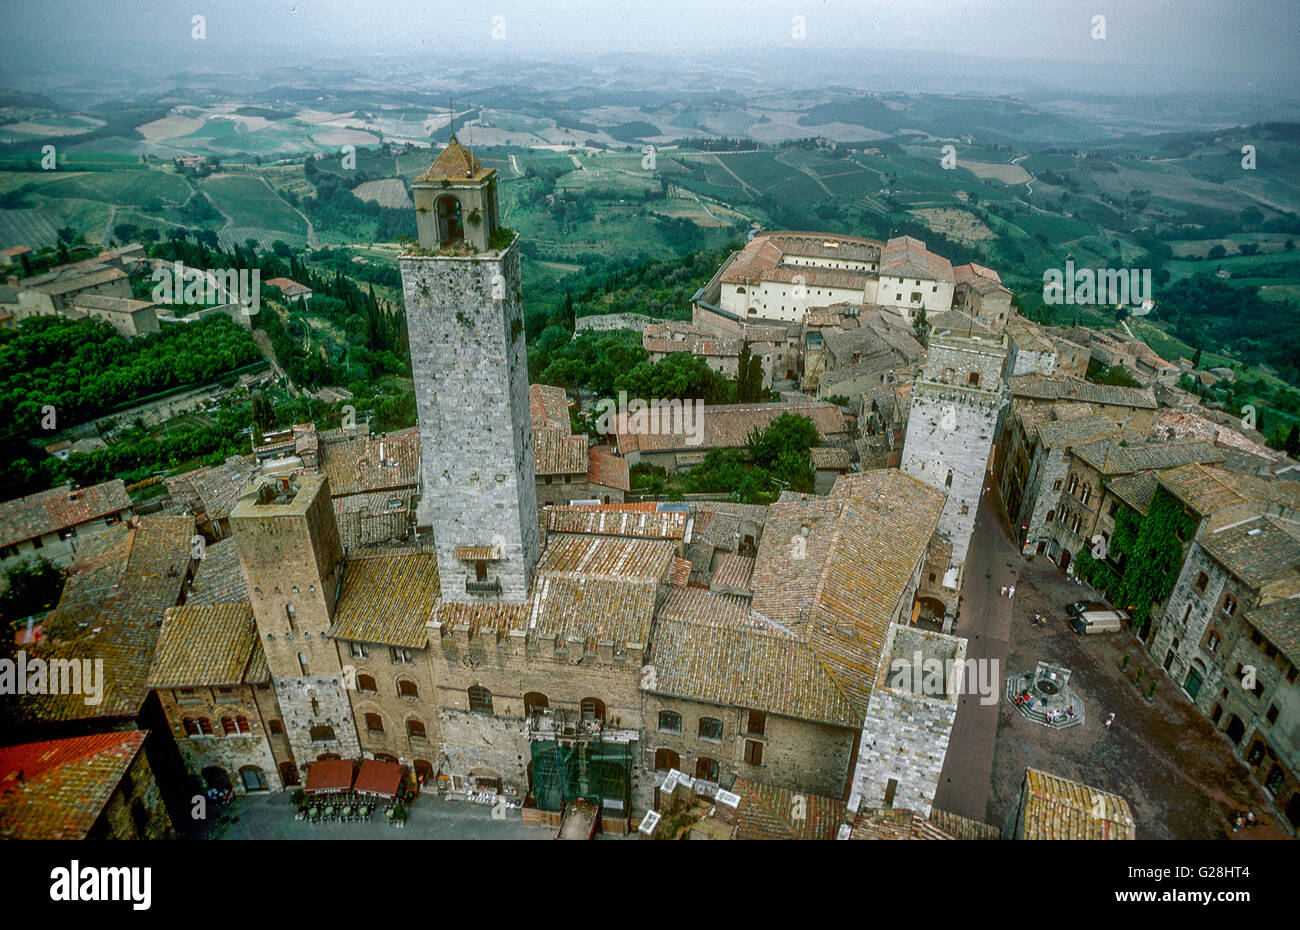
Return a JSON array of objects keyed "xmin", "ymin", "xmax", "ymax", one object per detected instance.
[{"xmin": 6, "ymin": 0, "xmax": 1299, "ymax": 89}]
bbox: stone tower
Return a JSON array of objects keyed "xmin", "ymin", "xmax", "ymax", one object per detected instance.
[
  {"xmin": 230, "ymin": 474, "xmax": 360, "ymax": 765},
  {"xmin": 401, "ymin": 137, "xmax": 539, "ymax": 602},
  {"xmin": 900, "ymin": 327, "xmax": 1008, "ymax": 600}
]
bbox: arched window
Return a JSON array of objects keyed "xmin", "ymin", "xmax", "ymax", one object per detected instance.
[
  {"xmin": 197, "ymin": 717, "xmax": 214, "ymax": 735},
  {"xmin": 468, "ymin": 686, "xmax": 493, "ymax": 715},
  {"xmin": 695, "ymin": 757, "xmax": 720, "ymax": 782},
  {"xmin": 236, "ymin": 715, "xmax": 250, "ymax": 734},
  {"xmin": 945, "ymin": 469, "xmax": 954, "ymax": 489},
  {"xmin": 699, "ymin": 717, "xmax": 723, "ymax": 741},
  {"xmin": 357, "ymin": 673, "xmax": 378, "ymax": 693},
  {"xmin": 1080, "ymin": 485, "xmax": 1091, "ymax": 506},
  {"xmin": 365, "ymin": 713, "xmax": 384, "ymax": 733},
  {"xmin": 524, "ymin": 692, "xmax": 548, "ymax": 716},
  {"xmin": 397, "ymin": 678, "xmax": 419, "ymax": 699},
  {"xmin": 436, "ymin": 195, "xmax": 464, "ymax": 245},
  {"xmin": 967, "ymin": 370, "xmax": 981, "ymax": 387},
  {"xmin": 268, "ymin": 719, "xmax": 284, "ymax": 735},
  {"xmin": 407, "ymin": 718, "xmax": 427, "ymax": 739},
  {"xmin": 580, "ymin": 697, "xmax": 605, "ymax": 723},
  {"xmin": 1205, "ymin": 630, "xmax": 1222, "ymax": 654},
  {"xmin": 654, "ymin": 748, "xmax": 680, "ymax": 772},
  {"xmin": 182, "ymin": 717, "xmax": 199, "ymax": 736},
  {"xmin": 1045, "ymin": 509, "xmax": 1055, "ymax": 524},
  {"xmin": 1222, "ymin": 595, "xmax": 1238, "ymax": 616},
  {"xmin": 309, "ymin": 725, "xmax": 335, "ymax": 742},
  {"xmin": 658, "ymin": 710, "xmax": 682, "ymax": 733}
]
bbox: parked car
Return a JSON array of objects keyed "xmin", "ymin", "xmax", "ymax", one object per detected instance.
[
  {"xmin": 1070, "ymin": 609, "xmax": 1131, "ymax": 635},
  {"xmin": 1067, "ymin": 599, "xmax": 1108, "ymax": 618}
]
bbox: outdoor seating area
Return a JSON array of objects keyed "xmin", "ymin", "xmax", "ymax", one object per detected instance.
[{"xmin": 293, "ymin": 758, "xmax": 413, "ymax": 827}]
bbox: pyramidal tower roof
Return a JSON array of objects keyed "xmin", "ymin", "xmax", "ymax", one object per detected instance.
[{"xmin": 418, "ymin": 134, "xmax": 489, "ymax": 182}]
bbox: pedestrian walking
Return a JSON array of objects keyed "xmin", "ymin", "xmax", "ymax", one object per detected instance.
[
  {"xmin": 1104, "ymin": 712, "xmax": 1116, "ymax": 730},
  {"xmin": 1008, "ymin": 585, "xmax": 1016, "ymax": 598},
  {"xmin": 1000, "ymin": 585, "xmax": 1007, "ymax": 597}
]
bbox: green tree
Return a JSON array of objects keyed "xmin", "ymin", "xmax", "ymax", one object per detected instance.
[{"xmin": 0, "ymin": 558, "xmax": 67, "ymax": 623}]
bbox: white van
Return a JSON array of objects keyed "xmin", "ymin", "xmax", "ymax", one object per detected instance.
[{"xmin": 1070, "ymin": 609, "xmax": 1130, "ymax": 634}]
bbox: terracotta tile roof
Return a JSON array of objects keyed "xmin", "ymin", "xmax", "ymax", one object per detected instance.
[
  {"xmin": 656, "ymin": 585, "xmax": 760, "ymax": 628},
  {"xmin": 533, "ymin": 428, "xmax": 589, "ymax": 475},
  {"xmin": 1106, "ymin": 472, "xmax": 1159, "ymax": 515},
  {"xmin": 1198, "ymin": 515, "xmax": 1300, "ymax": 591},
  {"xmin": 1243, "ymin": 598, "xmax": 1300, "ymax": 668},
  {"xmin": 1071, "ymin": 439, "xmax": 1223, "ymax": 476},
  {"xmin": 0, "ymin": 480, "xmax": 132, "ymax": 547},
  {"xmin": 1008, "ymin": 374, "xmax": 1157, "ymax": 410},
  {"xmin": 1150, "ymin": 407, "xmax": 1284, "ymax": 463},
  {"xmin": 27, "ymin": 265, "xmax": 126, "ymax": 296},
  {"xmin": 264, "ymin": 276, "xmax": 311, "ymax": 297},
  {"xmin": 319, "ymin": 428, "xmax": 420, "ymax": 496},
  {"xmin": 710, "ymin": 552, "xmax": 755, "ymax": 596},
  {"xmin": 811, "ymin": 447, "xmax": 851, "ymax": 470},
  {"xmin": 529, "ymin": 576, "xmax": 660, "ymax": 648},
  {"xmin": 434, "ymin": 601, "xmax": 529, "ymax": 638},
  {"xmin": 0, "ymin": 731, "xmax": 147, "ymax": 840},
  {"xmin": 529, "ymin": 383, "xmax": 571, "ymax": 433},
  {"xmin": 648, "ymin": 616, "xmax": 859, "ymax": 727},
  {"xmin": 453, "ymin": 544, "xmax": 501, "ymax": 560},
  {"xmin": 587, "ymin": 448, "xmax": 630, "ymax": 491},
  {"xmin": 535, "ymin": 534, "xmax": 676, "ymax": 581},
  {"xmin": 333, "ymin": 490, "xmax": 414, "ymax": 551},
  {"xmin": 615, "ymin": 401, "xmax": 847, "ymax": 454},
  {"xmin": 545, "ymin": 506, "xmax": 687, "ymax": 540},
  {"xmin": 927, "ymin": 807, "xmax": 1001, "ymax": 840},
  {"xmin": 669, "ymin": 556, "xmax": 692, "ymax": 588},
  {"xmin": 879, "ymin": 235, "xmax": 955, "ymax": 283},
  {"xmin": 328, "ymin": 553, "xmax": 440, "ymax": 648},
  {"xmin": 1018, "ymin": 768, "xmax": 1135, "ymax": 840},
  {"xmin": 149, "ymin": 602, "xmax": 263, "ymax": 687},
  {"xmin": 418, "ymin": 136, "xmax": 489, "ymax": 182},
  {"xmin": 849, "ymin": 807, "xmax": 955, "ymax": 840},
  {"xmin": 953, "ymin": 261, "xmax": 1006, "ymax": 290},
  {"xmin": 188, "ymin": 538, "xmax": 249, "ymax": 605},
  {"xmin": 23, "ymin": 515, "xmax": 195, "ymax": 723},
  {"xmin": 1033, "ymin": 414, "xmax": 1119, "ymax": 449},
  {"xmin": 165, "ymin": 455, "xmax": 257, "ymax": 523},
  {"xmin": 1157, "ymin": 463, "xmax": 1247, "ymax": 515},
  {"xmin": 733, "ymin": 779, "xmax": 847, "ymax": 840}
]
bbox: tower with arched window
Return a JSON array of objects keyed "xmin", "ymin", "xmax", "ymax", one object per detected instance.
[{"xmin": 401, "ymin": 136, "xmax": 539, "ymax": 602}]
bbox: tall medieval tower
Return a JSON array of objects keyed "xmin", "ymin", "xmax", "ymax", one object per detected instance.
[
  {"xmin": 900, "ymin": 328, "xmax": 1008, "ymax": 603},
  {"xmin": 400, "ymin": 137, "xmax": 539, "ymax": 602},
  {"xmin": 230, "ymin": 474, "xmax": 361, "ymax": 766}
]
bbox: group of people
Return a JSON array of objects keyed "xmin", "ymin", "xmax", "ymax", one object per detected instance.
[
  {"xmin": 999, "ymin": 584, "xmax": 1017, "ymax": 598},
  {"xmin": 1232, "ymin": 811, "xmax": 1260, "ymax": 831},
  {"xmin": 1044, "ymin": 706, "xmax": 1076, "ymax": 725},
  {"xmin": 1031, "ymin": 613, "xmax": 1048, "ymax": 629}
]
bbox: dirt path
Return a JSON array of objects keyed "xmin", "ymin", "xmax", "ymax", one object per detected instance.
[
  {"xmin": 709, "ymin": 154, "xmax": 758, "ymax": 197},
  {"xmin": 1012, "ymin": 153, "xmax": 1035, "ymax": 196}
]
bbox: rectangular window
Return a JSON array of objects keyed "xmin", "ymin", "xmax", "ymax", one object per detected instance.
[
  {"xmin": 746, "ymin": 710, "xmax": 766, "ymax": 736},
  {"xmin": 744, "ymin": 740, "xmax": 763, "ymax": 766},
  {"xmin": 390, "ymin": 647, "xmax": 413, "ymax": 664},
  {"xmin": 349, "ymin": 642, "xmax": 368, "ymax": 659}
]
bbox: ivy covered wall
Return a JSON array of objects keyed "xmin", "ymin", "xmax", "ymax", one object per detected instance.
[{"xmin": 1074, "ymin": 485, "xmax": 1199, "ymax": 632}]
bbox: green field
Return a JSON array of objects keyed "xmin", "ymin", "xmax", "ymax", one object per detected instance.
[{"xmin": 200, "ymin": 173, "xmax": 307, "ymax": 237}]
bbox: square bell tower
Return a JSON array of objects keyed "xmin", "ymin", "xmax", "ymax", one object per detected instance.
[{"xmin": 401, "ymin": 137, "xmax": 539, "ymax": 603}]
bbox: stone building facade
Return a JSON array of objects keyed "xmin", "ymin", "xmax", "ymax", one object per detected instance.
[
  {"xmin": 900, "ymin": 327, "xmax": 1008, "ymax": 598},
  {"xmin": 401, "ymin": 140, "xmax": 538, "ymax": 602},
  {"xmin": 229, "ymin": 475, "xmax": 361, "ymax": 766}
]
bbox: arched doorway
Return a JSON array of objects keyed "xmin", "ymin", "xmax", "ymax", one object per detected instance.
[
  {"xmin": 240, "ymin": 766, "xmax": 268, "ymax": 792},
  {"xmin": 1060, "ymin": 549, "xmax": 1072, "ymax": 573},
  {"xmin": 201, "ymin": 766, "xmax": 231, "ymax": 792},
  {"xmin": 436, "ymin": 195, "xmax": 464, "ymax": 245}
]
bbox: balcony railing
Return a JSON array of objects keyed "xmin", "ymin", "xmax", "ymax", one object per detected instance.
[{"xmin": 465, "ymin": 579, "xmax": 502, "ymax": 596}]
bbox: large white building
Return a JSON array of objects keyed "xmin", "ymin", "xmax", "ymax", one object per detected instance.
[{"xmin": 698, "ymin": 231, "xmax": 977, "ymax": 328}]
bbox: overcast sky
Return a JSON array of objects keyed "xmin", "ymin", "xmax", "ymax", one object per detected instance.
[{"xmin": 7, "ymin": 0, "xmax": 1299, "ymax": 89}]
